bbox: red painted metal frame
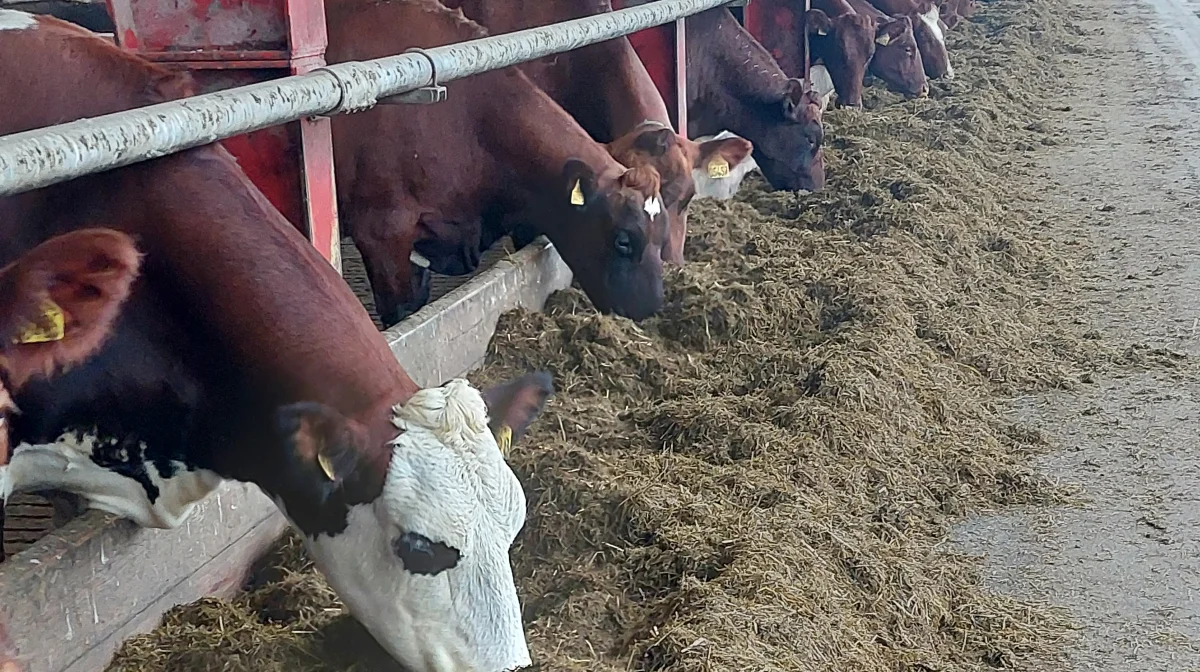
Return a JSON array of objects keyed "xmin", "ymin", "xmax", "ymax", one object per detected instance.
[{"xmin": 102, "ymin": 0, "xmax": 341, "ymax": 270}]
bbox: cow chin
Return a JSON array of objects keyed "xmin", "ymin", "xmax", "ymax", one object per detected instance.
[{"xmin": 303, "ymin": 503, "xmax": 531, "ymax": 672}]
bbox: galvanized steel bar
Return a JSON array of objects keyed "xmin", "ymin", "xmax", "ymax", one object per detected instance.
[{"xmin": 0, "ymin": 0, "xmax": 733, "ymax": 197}]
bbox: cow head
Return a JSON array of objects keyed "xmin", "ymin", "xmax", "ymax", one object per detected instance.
[
  {"xmin": 938, "ymin": 0, "xmax": 977, "ymax": 28},
  {"xmin": 276, "ymin": 372, "xmax": 553, "ymax": 672},
  {"xmin": 0, "ymin": 229, "xmax": 141, "ymax": 470},
  {"xmin": 544, "ymin": 160, "xmax": 667, "ymax": 320},
  {"xmin": 867, "ymin": 15, "xmax": 930, "ymax": 98},
  {"xmin": 744, "ymin": 78, "xmax": 826, "ymax": 192},
  {"xmin": 606, "ymin": 123, "xmax": 754, "ymax": 264},
  {"xmin": 911, "ymin": 1, "xmax": 954, "ymax": 79},
  {"xmin": 805, "ymin": 8, "xmax": 877, "ymax": 108}
]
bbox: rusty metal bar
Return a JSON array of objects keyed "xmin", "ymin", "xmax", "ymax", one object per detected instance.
[{"xmin": 0, "ymin": 0, "xmax": 736, "ymax": 197}]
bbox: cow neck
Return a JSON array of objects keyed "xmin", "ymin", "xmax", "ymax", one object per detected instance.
[
  {"xmin": 685, "ymin": 11, "xmax": 790, "ymax": 139},
  {"xmin": 483, "ymin": 70, "xmax": 626, "ymax": 210},
  {"xmin": 587, "ymin": 39, "xmax": 672, "ymax": 137},
  {"xmin": 136, "ymin": 147, "xmax": 419, "ymax": 506}
]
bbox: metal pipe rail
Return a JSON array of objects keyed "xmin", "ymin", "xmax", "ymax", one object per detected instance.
[{"xmin": 0, "ymin": 0, "xmax": 730, "ymax": 197}]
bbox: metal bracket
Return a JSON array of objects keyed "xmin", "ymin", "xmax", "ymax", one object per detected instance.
[
  {"xmin": 379, "ymin": 47, "xmax": 448, "ymax": 105},
  {"xmin": 310, "ymin": 61, "xmax": 380, "ymax": 118}
]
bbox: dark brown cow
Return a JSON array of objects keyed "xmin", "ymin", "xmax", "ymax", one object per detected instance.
[
  {"xmin": 844, "ymin": 0, "xmax": 928, "ymax": 97},
  {"xmin": 865, "ymin": 0, "xmax": 954, "ymax": 79},
  {"xmin": 682, "ymin": 6, "xmax": 826, "ymax": 192},
  {"xmin": 326, "ymin": 0, "xmax": 669, "ymax": 325},
  {"xmin": 0, "ymin": 11, "xmax": 551, "ymax": 671},
  {"xmin": 437, "ymin": 0, "xmax": 753, "ymax": 264}
]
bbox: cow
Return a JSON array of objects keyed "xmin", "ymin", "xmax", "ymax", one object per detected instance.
[
  {"xmin": 938, "ymin": 0, "xmax": 977, "ymax": 29},
  {"xmin": 865, "ymin": 0, "xmax": 953, "ymax": 79},
  {"xmin": 753, "ymin": 0, "xmax": 872, "ymax": 109},
  {"xmin": 325, "ymin": 0, "xmax": 670, "ymax": 326},
  {"xmin": 844, "ymin": 0, "xmax": 929, "ymax": 98},
  {"xmin": 679, "ymin": 6, "xmax": 826, "ymax": 192},
  {"xmin": 0, "ymin": 11, "xmax": 552, "ymax": 671},
  {"xmin": 436, "ymin": 0, "xmax": 755, "ymax": 264}
]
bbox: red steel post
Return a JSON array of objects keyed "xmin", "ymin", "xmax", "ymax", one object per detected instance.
[{"xmin": 103, "ymin": 0, "xmax": 341, "ymax": 270}]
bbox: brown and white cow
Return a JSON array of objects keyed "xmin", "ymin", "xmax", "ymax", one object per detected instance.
[
  {"xmin": 325, "ymin": 0, "xmax": 669, "ymax": 325},
  {"xmin": 680, "ymin": 6, "xmax": 826, "ymax": 192},
  {"xmin": 865, "ymin": 0, "xmax": 954, "ymax": 79},
  {"xmin": 436, "ymin": 0, "xmax": 754, "ymax": 264},
  {"xmin": 844, "ymin": 0, "xmax": 929, "ymax": 97},
  {"xmin": 0, "ymin": 11, "xmax": 550, "ymax": 671}
]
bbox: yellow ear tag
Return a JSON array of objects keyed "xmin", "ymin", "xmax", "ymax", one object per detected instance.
[
  {"xmin": 13, "ymin": 300, "xmax": 65, "ymax": 345},
  {"xmin": 707, "ymin": 155, "xmax": 730, "ymax": 179},
  {"xmin": 317, "ymin": 453, "xmax": 337, "ymax": 481},
  {"xmin": 495, "ymin": 424, "xmax": 513, "ymax": 457},
  {"xmin": 569, "ymin": 180, "xmax": 585, "ymax": 206},
  {"xmin": 876, "ymin": 33, "xmax": 892, "ymax": 46}
]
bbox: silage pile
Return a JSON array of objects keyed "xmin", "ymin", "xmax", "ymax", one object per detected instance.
[{"xmin": 106, "ymin": 0, "xmax": 1101, "ymax": 670}]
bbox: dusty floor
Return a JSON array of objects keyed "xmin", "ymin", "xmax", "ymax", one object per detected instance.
[{"xmin": 951, "ymin": 0, "xmax": 1200, "ymax": 669}]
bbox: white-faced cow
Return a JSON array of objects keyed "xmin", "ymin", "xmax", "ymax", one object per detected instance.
[{"xmin": 0, "ymin": 11, "xmax": 550, "ymax": 672}]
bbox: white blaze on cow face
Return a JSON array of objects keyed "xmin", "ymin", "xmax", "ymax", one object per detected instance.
[
  {"xmin": 643, "ymin": 195, "xmax": 663, "ymax": 219},
  {"xmin": 918, "ymin": 6, "xmax": 955, "ymax": 79},
  {"xmin": 303, "ymin": 379, "xmax": 531, "ymax": 672},
  {"xmin": 0, "ymin": 9, "xmax": 37, "ymax": 30}
]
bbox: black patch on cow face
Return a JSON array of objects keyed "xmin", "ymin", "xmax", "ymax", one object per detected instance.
[{"xmin": 392, "ymin": 531, "xmax": 461, "ymax": 575}]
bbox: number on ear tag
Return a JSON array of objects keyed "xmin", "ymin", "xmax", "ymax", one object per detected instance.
[
  {"xmin": 708, "ymin": 155, "xmax": 730, "ymax": 179},
  {"xmin": 13, "ymin": 301, "xmax": 65, "ymax": 345}
]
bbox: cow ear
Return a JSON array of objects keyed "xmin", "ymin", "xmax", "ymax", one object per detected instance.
[
  {"xmin": 631, "ymin": 127, "xmax": 677, "ymax": 157},
  {"xmin": 694, "ymin": 134, "xmax": 754, "ymax": 174},
  {"xmin": 275, "ymin": 402, "xmax": 370, "ymax": 503},
  {"xmin": 877, "ymin": 16, "xmax": 910, "ymax": 45},
  {"xmin": 481, "ymin": 372, "xmax": 553, "ymax": 452},
  {"xmin": 781, "ymin": 78, "xmax": 808, "ymax": 119},
  {"xmin": 805, "ymin": 8, "xmax": 832, "ymax": 35},
  {"xmin": 0, "ymin": 229, "xmax": 141, "ymax": 388},
  {"xmin": 562, "ymin": 159, "xmax": 600, "ymax": 208}
]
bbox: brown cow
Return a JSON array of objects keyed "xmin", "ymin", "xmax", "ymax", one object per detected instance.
[
  {"xmin": 681, "ymin": 6, "xmax": 826, "ymax": 192},
  {"xmin": 755, "ymin": 0, "xmax": 877, "ymax": 109},
  {"xmin": 437, "ymin": 0, "xmax": 754, "ymax": 264},
  {"xmin": 939, "ymin": 0, "xmax": 977, "ymax": 29},
  {"xmin": 326, "ymin": 0, "xmax": 669, "ymax": 325},
  {"xmin": 844, "ymin": 0, "xmax": 928, "ymax": 97},
  {"xmin": 0, "ymin": 11, "xmax": 551, "ymax": 671},
  {"xmin": 865, "ymin": 0, "xmax": 954, "ymax": 79}
]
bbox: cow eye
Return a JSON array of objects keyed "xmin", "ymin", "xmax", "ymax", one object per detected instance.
[
  {"xmin": 392, "ymin": 531, "xmax": 461, "ymax": 576},
  {"xmin": 613, "ymin": 229, "xmax": 636, "ymax": 258}
]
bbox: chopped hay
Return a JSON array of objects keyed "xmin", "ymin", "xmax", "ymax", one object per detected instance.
[{"xmin": 105, "ymin": 0, "xmax": 1126, "ymax": 670}]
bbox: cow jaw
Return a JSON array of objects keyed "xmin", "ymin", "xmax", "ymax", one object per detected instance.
[{"xmin": 301, "ymin": 381, "xmax": 531, "ymax": 672}]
